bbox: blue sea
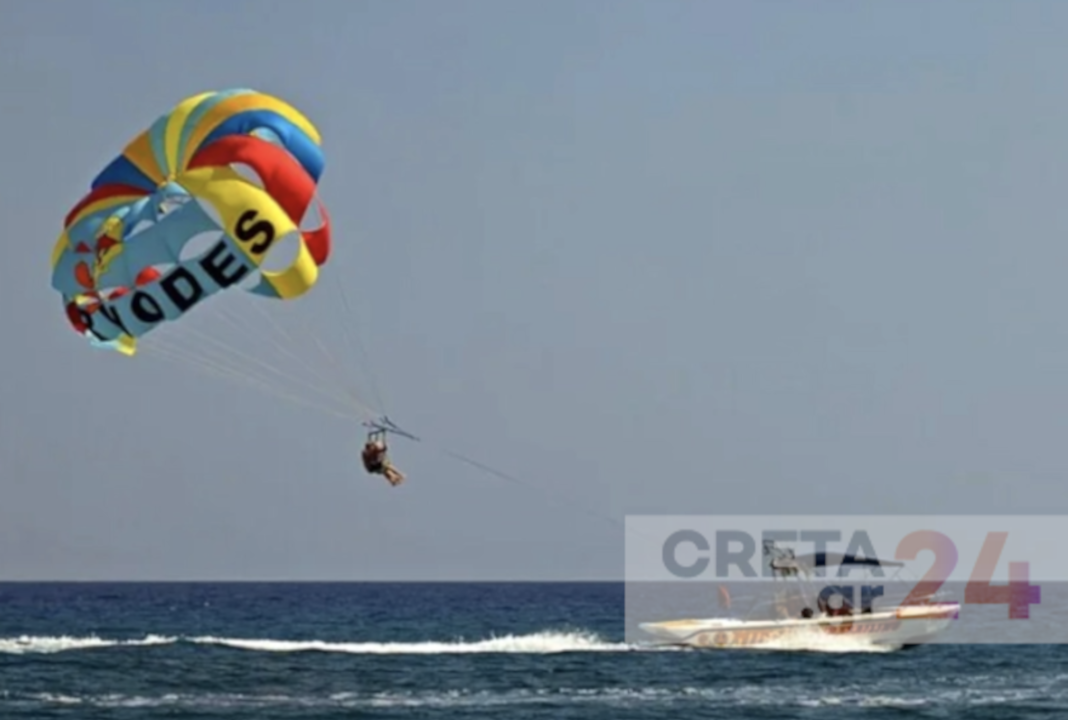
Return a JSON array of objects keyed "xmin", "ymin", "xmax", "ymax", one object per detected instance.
[{"xmin": 0, "ymin": 582, "xmax": 1064, "ymax": 718}]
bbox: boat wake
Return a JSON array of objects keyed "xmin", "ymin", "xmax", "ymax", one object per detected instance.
[
  {"xmin": 0, "ymin": 629, "xmax": 902, "ymax": 655},
  {"xmin": 188, "ymin": 630, "xmax": 649, "ymax": 654},
  {"xmin": 0, "ymin": 630, "xmax": 666, "ymax": 655}
]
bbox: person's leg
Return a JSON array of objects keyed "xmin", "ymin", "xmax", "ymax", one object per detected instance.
[{"xmin": 385, "ymin": 465, "xmax": 405, "ymax": 485}]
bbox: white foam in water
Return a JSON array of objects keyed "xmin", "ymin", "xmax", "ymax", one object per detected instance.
[
  {"xmin": 0, "ymin": 629, "xmax": 897, "ymax": 655},
  {"xmin": 187, "ymin": 630, "xmax": 643, "ymax": 654},
  {"xmin": 0, "ymin": 630, "xmax": 658, "ymax": 655},
  {"xmin": 0, "ymin": 634, "xmax": 176, "ymax": 654}
]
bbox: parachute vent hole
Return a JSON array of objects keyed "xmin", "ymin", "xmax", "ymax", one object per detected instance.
[
  {"xmin": 261, "ymin": 230, "xmax": 303, "ymax": 274},
  {"xmin": 127, "ymin": 219, "xmax": 156, "ymax": 238},
  {"xmin": 300, "ymin": 198, "xmax": 325, "ymax": 232},
  {"xmin": 178, "ymin": 231, "xmax": 226, "ymax": 263},
  {"xmin": 230, "ymin": 162, "xmax": 265, "ymax": 190},
  {"xmin": 250, "ymin": 128, "xmax": 284, "ymax": 147}
]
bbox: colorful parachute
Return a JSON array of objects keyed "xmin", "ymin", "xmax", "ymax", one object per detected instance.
[{"xmin": 50, "ymin": 89, "xmax": 331, "ymax": 355}]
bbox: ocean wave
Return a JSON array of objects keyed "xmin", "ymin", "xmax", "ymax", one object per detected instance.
[
  {"xmin": 0, "ymin": 630, "xmax": 658, "ymax": 655},
  {"xmin": 0, "ymin": 629, "xmax": 904, "ymax": 656},
  {"xmin": 7, "ymin": 683, "xmax": 1068, "ymax": 710},
  {"xmin": 187, "ymin": 630, "xmax": 645, "ymax": 654},
  {"xmin": 0, "ymin": 634, "xmax": 176, "ymax": 654}
]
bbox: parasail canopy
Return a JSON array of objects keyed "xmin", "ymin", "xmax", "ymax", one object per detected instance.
[{"xmin": 50, "ymin": 89, "xmax": 331, "ymax": 356}]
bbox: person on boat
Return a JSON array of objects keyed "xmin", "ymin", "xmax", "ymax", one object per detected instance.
[
  {"xmin": 717, "ymin": 584, "xmax": 731, "ymax": 610},
  {"xmin": 817, "ymin": 590, "xmax": 853, "ymax": 617},
  {"xmin": 361, "ymin": 432, "xmax": 405, "ymax": 486}
]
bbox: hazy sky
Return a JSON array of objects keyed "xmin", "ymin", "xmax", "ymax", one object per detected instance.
[{"xmin": 4, "ymin": 1, "xmax": 1068, "ymax": 580}]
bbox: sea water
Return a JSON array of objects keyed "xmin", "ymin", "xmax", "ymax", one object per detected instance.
[{"xmin": 0, "ymin": 582, "xmax": 1065, "ymax": 718}]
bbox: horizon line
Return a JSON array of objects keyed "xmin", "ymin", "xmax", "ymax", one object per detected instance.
[{"xmin": 0, "ymin": 578, "xmax": 628, "ymax": 584}]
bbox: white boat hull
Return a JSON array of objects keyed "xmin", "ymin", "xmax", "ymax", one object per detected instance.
[{"xmin": 639, "ymin": 602, "xmax": 960, "ymax": 650}]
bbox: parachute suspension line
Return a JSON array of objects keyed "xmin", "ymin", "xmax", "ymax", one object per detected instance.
[
  {"xmin": 117, "ymin": 289, "xmax": 381, "ymax": 426},
  {"xmin": 237, "ymin": 286, "xmax": 382, "ymax": 420},
  {"xmin": 167, "ymin": 322, "xmax": 344, "ymax": 411},
  {"xmin": 189, "ymin": 297, "xmax": 378, "ymax": 422},
  {"xmin": 142, "ymin": 337, "xmax": 361, "ymax": 420},
  {"xmin": 152, "ymin": 353, "xmax": 358, "ymax": 420},
  {"xmin": 323, "ymin": 275, "xmax": 363, "ymax": 396},
  {"xmin": 144, "ymin": 328, "xmax": 297, "ymax": 394},
  {"xmin": 212, "ymin": 302, "xmax": 356, "ymax": 408},
  {"xmin": 312, "ymin": 334, "xmax": 381, "ymax": 420},
  {"xmin": 152, "ymin": 319, "xmax": 359, "ymax": 416},
  {"xmin": 141, "ymin": 330, "xmax": 358, "ymax": 418},
  {"xmin": 334, "ymin": 273, "xmax": 388, "ymax": 416},
  {"xmin": 146, "ymin": 338, "xmax": 274, "ymax": 390},
  {"xmin": 233, "ymin": 300, "xmax": 331, "ymax": 381}
]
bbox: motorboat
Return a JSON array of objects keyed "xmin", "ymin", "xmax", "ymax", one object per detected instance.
[{"xmin": 637, "ymin": 541, "xmax": 960, "ymax": 650}]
